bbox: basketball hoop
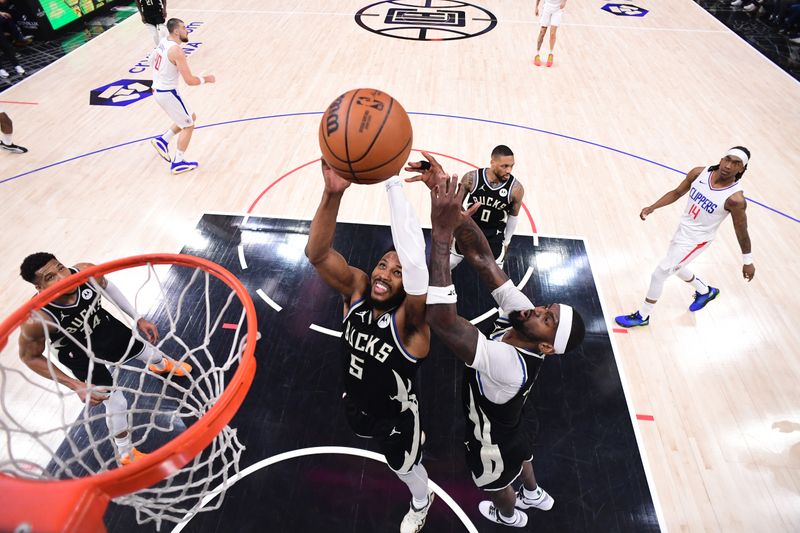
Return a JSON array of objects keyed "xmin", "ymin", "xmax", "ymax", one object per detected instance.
[{"xmin": 0, "ymin": 254, "xmax": 258, "ymax": 532}]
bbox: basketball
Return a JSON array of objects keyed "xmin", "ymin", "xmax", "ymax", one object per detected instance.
[{"xmin": 318, "ymin": 88, "xmax": 413, "ymax": 184}]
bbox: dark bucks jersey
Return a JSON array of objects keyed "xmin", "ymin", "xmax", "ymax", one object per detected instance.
[
  {"xmin": 341, "ymin": 297, "xmax": 422, "ymax": 418},
  {"xmin": 39, "ymin": 268, "xmax": 136, "ymax": 363},
  {"xmin": 465, "ymin": 168, "xmax": 516, "ymax": 236}
]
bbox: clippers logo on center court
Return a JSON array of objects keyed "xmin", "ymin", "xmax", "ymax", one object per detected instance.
[
  {"xmin": 355, "ymin": 0, "xmax": 497, "ymax": 42},
  {"xmin": 89, "ymin": 79, "xmax": 154, "ymax": 107}
]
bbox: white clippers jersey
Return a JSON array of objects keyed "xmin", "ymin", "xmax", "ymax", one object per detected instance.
[
  {"xmin": 674, "ymin": 167, "xmax": 743, "ymax": 243},
  {"xmin": 151, "ymin": 38, "xmax": 180, "ymax": 90}
]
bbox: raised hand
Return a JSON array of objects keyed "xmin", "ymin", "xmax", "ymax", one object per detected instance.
[
  {"xmin": 404, "ymin": 151, "xmax": 448, "ymax": 190},
  {"xmin": 320, "ymin": 158, "xmax": 352, "ymax": 194},
  {"xmin": 430, "ymin": 174, "xmax": 480, "ymax": 235}
]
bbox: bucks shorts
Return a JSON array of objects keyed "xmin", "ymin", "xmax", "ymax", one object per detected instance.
[{"xmin": 343, "ymin": 393, "xmax": 424, "ymax": 474}]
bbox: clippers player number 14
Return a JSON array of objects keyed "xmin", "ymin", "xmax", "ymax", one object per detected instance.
[{"xmin": 615, "ymin": 146, "xmax": 755, "ymax": 328}]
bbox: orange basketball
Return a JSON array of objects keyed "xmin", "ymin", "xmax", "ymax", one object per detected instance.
[{"xmin": 318, "ymin": 88, "xmax": 413, "ymax": 184}]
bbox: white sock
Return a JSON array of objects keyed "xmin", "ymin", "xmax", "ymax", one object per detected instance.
[
  {"xmin": 163, "ymin": 128, "xmax": 176, "ymax": 142},
  {"xmin": 690, "ymin": 277, "xmax": 709, "ymax": 294},
  {"xmin": 1, "ymin": 133, "xmax": 11, "ymax": 144},
  {"xmin": 523, "ymin": 486, "xmax": 542, "ymax": 500},
  {"xmin": 173, "ymin": 150, "xmax": 185, "ymax": 162},
  {"xmin": 138, "ymin": 344, "xmax": 166, "ymax": 370},
  {"xmin": 397, "ymin": 463, "xmax": 430, "ymax": 508},
  {"xmin": 114, "ymin": 433, "xmax": 133, "ymax": 456},
  {"xmin": 639, "ymin": 300, "xmax": 655, "ymax": 319}
]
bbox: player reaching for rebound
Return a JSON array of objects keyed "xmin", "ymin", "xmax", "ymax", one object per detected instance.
[
  {"xmin": 17, "ymin": 253, "xmax": 192, "ymax": 465},
  {"xmin": 149, "ymin": 18, "xmax": 215, "ymax": 175},
  {"xmin": 407, "ymin": 155, "xmax": 585, "ymax": 527},
  {"xmin": 615, "ymin": 147, "xmax": 755, "ymax": 327},
  {"xmin": 451, "ymin": 145, "xmax": 524, "ymax": 270},
  {"xmin": 305, "ymin": 160, "xmax": 438, "ymax": 533}
]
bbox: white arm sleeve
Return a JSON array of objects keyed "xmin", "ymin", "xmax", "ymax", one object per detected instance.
[
  {"xmin": 469, "ymin": 332, "xmax": 528, "ymax": 404},
  {"xmin": 386, "ymin": 177, "xmax": 429, "ymax": 295},
  {"xmin": 491, "ymin": 279, "xmax": 534, "ymax": 313},
  {"xmin": 503, "ymin": 215, "xmax": 519, "ymax": 246},
  {"xmin": 100, "ymin": 279, "xmax": 140, "ymax": 320}
]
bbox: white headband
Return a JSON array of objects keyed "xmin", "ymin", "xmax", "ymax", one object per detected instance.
[
  {"xmin": 726, "ymin": 148, "xmax": 749, "ymax": 166},
  {"xmin": 553, "ymin": 304, "xmax": 574, "ymax": 355}
]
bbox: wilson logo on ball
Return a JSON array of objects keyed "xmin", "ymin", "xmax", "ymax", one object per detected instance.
[
  {"xmin": 325, "ymin": 94, "xmax": 346, "ymax": 136},
  {"xmin": 318, "ymin": 88, "xmax": 412, "ymax": 185}
]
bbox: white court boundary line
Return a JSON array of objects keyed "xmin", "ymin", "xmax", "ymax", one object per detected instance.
[
  {"xmin": 582, "ymin": 237, "xmax": 668, "ymax": 532},
  {"xmin": 0, "ymin": 14, "xmax": 141, "ymax": 97},
  {"xmin": 684, "ymin": 0, "xmax": 800, "ymax": 87},
  {"xmin": 169, "ymin": 446, "xmax": 479, "ymax": 533}
]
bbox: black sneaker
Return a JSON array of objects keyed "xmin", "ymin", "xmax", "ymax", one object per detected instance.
[{"xmin": 0, "ymin": 141, "xmax": 28, "ymax": 154}]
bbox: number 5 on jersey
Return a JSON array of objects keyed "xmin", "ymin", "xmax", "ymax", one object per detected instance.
[{"xmin": 349, "ymin": 353, "xmax": 365, "ymax": 380}]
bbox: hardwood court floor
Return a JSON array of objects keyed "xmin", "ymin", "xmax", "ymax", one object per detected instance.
[{"xmin": 1, "ymin": 1, "xmax": 799, "ymax": 531}]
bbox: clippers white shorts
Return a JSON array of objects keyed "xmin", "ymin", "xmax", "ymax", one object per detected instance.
[
  {"xmin": 540, "ymin": 3, "xmax": 563, "ymax": 27},
  {"xmin": 153, "ymin": 89, "xmax": 194, "ymax": 128}
]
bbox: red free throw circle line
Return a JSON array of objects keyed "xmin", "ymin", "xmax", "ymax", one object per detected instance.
[{"xmin": 246, "ymin": 149, "xmax": 538, "ymax": 234}]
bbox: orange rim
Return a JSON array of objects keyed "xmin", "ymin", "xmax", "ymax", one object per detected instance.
[{"xmin": 0, "ymin": 253, "xmax": 257, "ymax": 528}]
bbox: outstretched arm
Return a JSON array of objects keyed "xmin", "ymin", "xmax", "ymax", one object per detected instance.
[
  {"xmin": 426, "ymin": 176, "xmax": 482, "ymax": 365},
  {"xmin": 640, "ymin": 166, "xmax": 702, "ymax": 220},
  {"xmin": 386, "ymin": 177, "xmax": 430, "ymax": 356},
  {"xmin": 726, "ymin": 192, "xmax": 755, "ymax": 281},
  {"xmin": 305, "ymin": 160, "xmax": 369, "ymax": 302}
]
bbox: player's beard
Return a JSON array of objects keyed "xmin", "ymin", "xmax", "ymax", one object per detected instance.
[
  {"xmin": 180, "ymin": 35, "xmax": 189, "ymax": 43},
  {"xmin": 369, "ymin": 288, "xmax": 405, "ymax": 313}
]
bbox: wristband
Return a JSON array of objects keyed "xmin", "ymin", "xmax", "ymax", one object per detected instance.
[
  {"xmin": 198, "ymin": 76, "xmax": 205, "ymax": 85},
  {"xmin": 426, "ymin": 285, "xmax": 457, "ymax": 305},
  {"xmin": 742, "ymin": 253, "xmax": 753, "ymax": 265}
]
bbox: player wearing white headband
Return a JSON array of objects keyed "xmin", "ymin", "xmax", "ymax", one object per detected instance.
[
  {"xmin": 407, "ymin": 155, "xmax": 585, "ymax": 528},
  {"xmin": 616, "ymin": 146, "xmax": 755, "ymax": 328}
]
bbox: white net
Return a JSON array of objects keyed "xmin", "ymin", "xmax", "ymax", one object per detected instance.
[{"xmin": 0, "ymin": 259, "xmax": 255, "ymax": 530}]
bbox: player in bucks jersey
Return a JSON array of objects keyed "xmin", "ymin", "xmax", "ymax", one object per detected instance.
[
  {"xmin": 408, "ymin": 155, "xmax": 585, "ymax": 528},
  {"xmin": 451, "ymin": 145, "xmax": 524, "ymax": 270},
  {"xmin": 17, "ymin": 253, "xmax": 191, "ymax": 465},
  {"xmin": 306, "ymin": 159, "xmax": 437, "ymax": 533},
  {"xmin": 615, "ymin": 147, "xmax": 755, "ymax": 328}
]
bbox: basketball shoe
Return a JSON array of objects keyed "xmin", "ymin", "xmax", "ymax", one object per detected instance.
[
  {"xmin": 151, "ymin": 136, "xmax": 170, "ymax": 161},
  {"xmin": 149, "ymin": 356, "xmax": 193, "ymax": 377},
  {"xmin": 400, "ymin": 490, "xmax": 434, "ymax": 533},
  {"xmin": 516, "ymin": 485, "xmax": 554, "ymax": 511},
  {"xmin": 689, "ymin": 287, "xmax": 719, "ymax": 312},
  {"xmin": 478, "ymin": 501, "xmax": 528, "ymax": 527},
  {"xmin": 0, "ymin": 141, "xmax": 28, "ymax": 153},
  {"xmin": 534, "ymin": 54, "xmax": 542, "ymax": 66},
  {"xmin": 546, "ymin": 53, "xmax": 554, "ymax": 67},
  {"xmin": 120, "ymin": 447, "xmax": 146, "ymax": 466},
  {"xmin": 171, "ymin": 160, "xmax": 199, "ymax": 174},
  {"xmin": 614, "ymin": 311, "xmax": 649, "ymax": 328}
]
